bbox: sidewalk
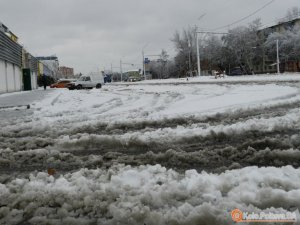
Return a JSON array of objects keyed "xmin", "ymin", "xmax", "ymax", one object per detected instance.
[{"xmin": 0, "ymin": 88, "xmax": 53, "ymax": 108}]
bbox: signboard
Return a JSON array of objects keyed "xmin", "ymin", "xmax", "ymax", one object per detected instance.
[{"xmin": 144, "ymin": 58, "xmax": 150, "ymax": 64}]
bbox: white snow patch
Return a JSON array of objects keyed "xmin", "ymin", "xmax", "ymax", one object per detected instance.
[{"xmin": 1, "ymin": 165, "xmax": 300, "ymax": 224}]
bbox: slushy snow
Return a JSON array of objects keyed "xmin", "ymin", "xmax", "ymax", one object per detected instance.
[{"xmin": 1, "ymin": 74, "xmax": 300, "ymax": 224}]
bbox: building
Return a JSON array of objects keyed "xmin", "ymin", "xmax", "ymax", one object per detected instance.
[
  {"xmin": 58, "ymin": 66, "xmax": 74, "ymax": 78},
  {"xmin": 0, "ymin": 22, "xmax": 18, "ymax": 42},
  {"xmin": 264, "ymin": 17, "xmax": 300, "ymax": 34},
  {"xmin": 0, "ymin": 22, "xmax": 59, "ymax": 93},
  {"xmin": 36, "ymin": 56, "xmax": 59, "ymax": 78},
  {"xmin": 0, "ymin": 22, "xmax": 23, "ymax": 93},
  {"xmin": 124, "ymin": 69, "xmax": 142, "ymax": 82},
  {"xmin": 22, "ymin": 50, "xmax": 38, "ymax": 90},
  {"xmin": 254, "ymin": 17, "xmax": 300, "ymax": 74}
]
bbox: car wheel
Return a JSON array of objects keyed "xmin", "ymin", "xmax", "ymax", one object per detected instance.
[
  {"xmin": 77, "ymin": 85, "xmax": 83, "ymax": 90},
  {"xmin": 96, "ymin": 83, "xmax": 102, "ymax": 89}
]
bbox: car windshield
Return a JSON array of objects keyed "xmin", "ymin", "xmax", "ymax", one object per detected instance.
[{"xmin": 78, "ymin": 76, "xmax": 85, "ymax": 81}]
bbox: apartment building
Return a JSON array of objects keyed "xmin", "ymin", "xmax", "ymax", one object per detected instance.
[
  {"xmin": 254, "ymin": 17, "xmax": 300, "ymax": 74},
  {"xmin": 58, "ymin": 66, "xmax": 74, "ymax": 78}
]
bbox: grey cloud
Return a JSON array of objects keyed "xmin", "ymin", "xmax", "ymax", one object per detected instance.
[{"xmin": 0, "ymin": 0, "xmax": 299, "ymax": 73}]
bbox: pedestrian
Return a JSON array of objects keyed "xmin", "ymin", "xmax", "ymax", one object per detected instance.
[{"xmin": 42, "ymin": 74, "xmax": 47, "ymax": 90}]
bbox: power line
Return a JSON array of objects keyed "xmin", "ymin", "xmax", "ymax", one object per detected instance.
[{"xmin": 212, "ymin": 0, "xmax": 276, "ymax": 31}]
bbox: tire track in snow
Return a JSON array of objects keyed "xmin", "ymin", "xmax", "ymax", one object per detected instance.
[{"xmin": 1, "ymin": 82, "xmax": 300, "ymax": 174}]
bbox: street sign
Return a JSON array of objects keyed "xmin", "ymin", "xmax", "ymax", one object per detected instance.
[{"xmin": 144, "ymin": 58, "xmax": 150, "ymax": 64}]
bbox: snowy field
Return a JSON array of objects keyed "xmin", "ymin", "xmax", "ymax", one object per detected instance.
[{"xmin": 1, "ymin": 75, "xmax": 300, "ymax": 224}]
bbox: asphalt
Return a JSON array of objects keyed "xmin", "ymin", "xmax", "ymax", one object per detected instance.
[{"xmin": 0, "ymin": 88, "xmax": 53, "ymax": 108}]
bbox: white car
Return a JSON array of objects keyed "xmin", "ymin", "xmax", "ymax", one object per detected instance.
[{"xmin": 71, "ymin": 72, "xmax": 104, "ymax": 89}]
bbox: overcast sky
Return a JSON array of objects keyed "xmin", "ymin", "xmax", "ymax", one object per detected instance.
[{"xmin": 0, "ymin": 0, "xmax": 299, "ymax": 74}]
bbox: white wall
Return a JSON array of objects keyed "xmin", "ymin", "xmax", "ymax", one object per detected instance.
[
  {"xmin": 14, "ymin": 65, "xmax": 22, "ymax": 91},
  {"xmin": 0, "ymin": 59, "xmax": 23, "ymax": 93},
  {"xmin": 6, "ymin": 62, "xmax": 15, "ymax": 92},
  {"xmin": 0, "ymin": 60, "xmax": 7, "ymax": 93},
  {"xmin": 31, "ymin": 71, "xmax": 37, "ymax": 90}
]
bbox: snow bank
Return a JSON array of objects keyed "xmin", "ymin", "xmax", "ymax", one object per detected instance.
[
  {"xmin": 31, "ymin": 83, "xmax": 298, "ymax": 123},
  {"xmin": 0, "ymin": 165, "xmax": 299, "ymax": 225},
  {"xmin": 55, "ymin": 107, "xmax": 300, "ymax": 151},
  {"xmin": 137, "ymin": 73, "xmax": 300, "ymax": 84},
  {"xmin": 1, "ymin": 76, "xmax": 300, "ymax": 224}
]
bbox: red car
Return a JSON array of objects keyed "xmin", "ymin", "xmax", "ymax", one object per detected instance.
[{"xmin": 50, "ymin": 80, "xmax": 75, "ymax": 88}]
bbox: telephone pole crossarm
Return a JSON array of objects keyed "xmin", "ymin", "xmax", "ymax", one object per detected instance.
[{"xmin": 196, "ymin": 31, "xmax": 228, "ymax": 35}]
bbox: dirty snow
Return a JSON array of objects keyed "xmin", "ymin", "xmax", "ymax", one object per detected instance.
[{"xmin": 1, "ymin": 74, "xmax": 300, "ymax": 224}]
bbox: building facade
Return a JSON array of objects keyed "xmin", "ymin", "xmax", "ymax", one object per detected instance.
[
  {"xmin": 0, "ymin": 22, "xmax": 59, "ymax": 93},
  {"xmin": 22, "ymin": 50, "xmax": 39, "ymax": 90},
  {"xmin": 254, "ymin": 17, "xmax": 300, "ymax": 74},
  {"xmin": 0, "ymin": 24, "xmax": 23, "ymax": 93},
  {"xmin": 36, "ymin": 56, "xmax": 59, "ymax": 78},
  {"xmin": 58, "ymin": 66, "xmax": 74, "ymax": 78}
]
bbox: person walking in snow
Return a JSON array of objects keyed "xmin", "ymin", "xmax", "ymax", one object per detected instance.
[{"xmin": 42, "ymin": 74, "xmax": 47, "ymax": 90}]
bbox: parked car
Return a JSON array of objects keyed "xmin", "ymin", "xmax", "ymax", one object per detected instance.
[
  {"xmin": 68, "ymin": 72, "xmax": 104, "ymax": 90},
  {"xmin": 228, "ymin": 67, "xmax": 244, "ymax": 76},
  {"xmin": 104, "ymin": 75, "xmax": 112, "ymax": 83},
  {"xmin": 50, "ymin": 79, "xmax": 76, "ymax": 88}
]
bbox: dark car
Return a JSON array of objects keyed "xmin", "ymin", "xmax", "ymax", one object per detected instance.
[
  {"xmin": 228, "ymin": 67, "xmax": 243, "ymax": 76},
  {"xmin": 104, "ymin": 75, "xmax": 111, "ymax": 83},
  {"xmin": 67, "ymin": 82, "xmax": 76, "ymax": 90}
]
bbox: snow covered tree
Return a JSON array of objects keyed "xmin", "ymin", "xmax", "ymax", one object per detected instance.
[
  {"xmin": 264, "ymin": 26, "xmax": 300, "ymax": 71},
  {"xmin": 171, "ymin": 26, "xmax": 197, "ymax": 77},
  {"xmin": 149, "ymin": 49, "xmax": 171, "ymax": 79},
  {"xmin": 201, "ymin": 35, "xmax": 225, "ymax": 72},
  {"xmin": 285, "ymin": 6, "xmax": 300, "ymax": 21},
  {"xmin": 222, "ymin": 19, "xmax": 263, "ymax": 74}
]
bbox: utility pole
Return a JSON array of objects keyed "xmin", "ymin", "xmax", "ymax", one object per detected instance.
[
  {"xmin": 196, "ymin": 32, "xmax": 201, "ymax": 76},
  {"xmin": 276, "ymin": 39, "xmax": 280, "ymax": 74},
  {"xmin": 110, "ymin": 63, "xmax": 113, "ymax": 82},
  {"xmin": 195, "ymin": 31, "xmax": 228, "ymax": 76},
  {"xmin": 142, "ymin": 43, "xmax": 149, "ymax": 80},
  {"xmin": 142, "ymin": 50, "xmax": 145, "ymax": 80},
  {"xmin": 195, "ymin": 14, "xmax": 206, "ymax": 77},
  {"xmin": 120, "ymin": 60, "xmax": 123, "ymax": 82},
  {"xmin": 188, "ymin": 40, "xmax": 191, "ymax": 77}
]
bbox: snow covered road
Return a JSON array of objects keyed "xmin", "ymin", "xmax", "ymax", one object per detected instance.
[{"xmin": 1, "ymin": 76, "xmax": 300, "ymax": 224}]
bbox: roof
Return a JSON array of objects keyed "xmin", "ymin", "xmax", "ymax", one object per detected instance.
[{"xmin": 260, "ymin": 17, "xmax": 300, "ymax": 30}]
